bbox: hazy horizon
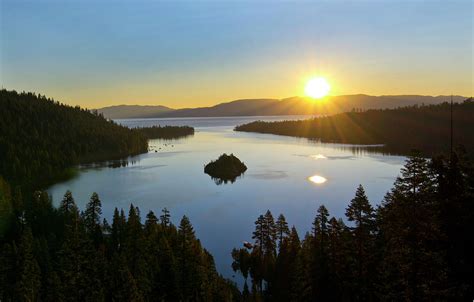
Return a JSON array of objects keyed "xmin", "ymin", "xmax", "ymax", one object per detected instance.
[
  {"xmin": 96, "ymin": 93, "xmax": 470, "ymax": 110},
  {"xmin": 1, "ymin": 0, "xmax": 472, "ymax": 108}
]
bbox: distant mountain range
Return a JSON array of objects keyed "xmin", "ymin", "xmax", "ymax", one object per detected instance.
[
  {"xmin": 97, "ymin": 104, "xmax": 174, "ymax": 119},
  {"xmin": 97, "ymin": 95, "xmax": 467, "ymax": 119}
]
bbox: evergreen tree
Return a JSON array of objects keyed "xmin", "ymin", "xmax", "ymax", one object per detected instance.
[
  {"xmin": 311, "ymin": 205, "xmax": 330, "ymax": 300},
  {"xmin": 263, "ymin": 210, "xmax": 277, "ymax": 256},
  {"xmin": 432, "ymin": 151, "xmax": 474, "ymax": 298},
  {"xmin": 0, "ymin": 177, "xmax": 13, "ymax": 239},
  {"xmin": 275, "ymin": 214, "xmax": 290, "ymax": 250},
  {"xmin": 108, "ymin": 254, "xmax": 143, "ymax": 302},
  {"xmin": 144, "ymin": 210, "xmax": 159, "ymax": 235},
  {"xmin": 178, "ymin": 215, "xmax": 199, "ymax": 300},
  {"xmin": 111, "ymin": 207, "xmax": 125, "ymax": 253},
  {"xmin": 157, "ymin": 236, "xmax": 179, "ymax": 300},
  {"xmin": 125, "ymin": 205, "xmax": 150, "ymax": 298},
  {"xmin": 160, "ymin": 207, "xmax": 171, "ymax": 227},
  {"xmin": 83, "ymin": 192, "xmax": 103, "ymax": 246},
  {"xmin": 378, "ymin": 152, "xmax": 445, "ymax": 300},
  {"xmin": 58, "ymin": 205, "xmax": 103, "ymax": 301},
  {"xmin": 345, "ymin": 185, "xmax": 376, "ymax": 301},
  {"xmin": 252, "ymin": 215, "xmax": 265, "ymax": 252},
  {"xmin": 14, "ymin": 227, "xmax": 41, "ymax": 302},
  {"xmin": 59, "ymin": 190, "xmax": 77, "ymax": 215}
]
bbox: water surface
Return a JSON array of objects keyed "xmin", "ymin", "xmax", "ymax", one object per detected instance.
[{"xmin": 48, "ymin": 115, "xmax": 406, "ymax": 282}]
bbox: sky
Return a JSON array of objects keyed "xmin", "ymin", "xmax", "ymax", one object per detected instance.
[{"xmin": 1, "ymin": 0, "xmax": 472, "ymax": 108}]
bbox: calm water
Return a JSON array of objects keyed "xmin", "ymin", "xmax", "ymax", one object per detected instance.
[{"xmin": 48, "ymin": 115, "xmax": 406, "ymax": 282}]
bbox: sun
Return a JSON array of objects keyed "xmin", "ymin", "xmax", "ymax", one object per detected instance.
[{"xmin": 305, "ymin": 77, "xmax": 331, "ymax": 99}]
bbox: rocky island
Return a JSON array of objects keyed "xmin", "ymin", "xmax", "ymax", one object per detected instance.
[{"xmin": 204, "ymin": 153, "xmax": 247, "ymax": 184}]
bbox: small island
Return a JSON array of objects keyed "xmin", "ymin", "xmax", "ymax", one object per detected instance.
[{"xmin": 204, "ymin": 153, "xmax": 247, "ymax": 184}]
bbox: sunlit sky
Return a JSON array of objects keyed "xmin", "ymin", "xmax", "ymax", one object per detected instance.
[{"xmin": 1, "ymin": 0, "xmax": 472, "ymax": 108}]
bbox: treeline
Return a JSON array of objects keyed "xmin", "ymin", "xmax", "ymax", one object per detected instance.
[
  {"xmin": 232, "ymin": 151, "xmax": 473, "ymax": 301},
  {"xmin": 136, "ymin": 125, "xmax": 194, "ymax": 140},
  {"xmin": 0, "ymin": 184, "xmax": 239, "ymax": 301},
  {"xmin": 235, "ymin": 99, "xmax": 474, "ymax": 156},
  {"xmin": 0, "ymin": 89, "xmax": 148, "ymax": 189}
]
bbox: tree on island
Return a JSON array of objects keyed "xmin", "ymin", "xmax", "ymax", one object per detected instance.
[{"xmin": 204, "ymin": 153, "xmax": 247, "ymax": 184}]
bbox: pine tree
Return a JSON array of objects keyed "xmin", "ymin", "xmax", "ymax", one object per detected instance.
[
  {"xmin": 59, "ymin": 190, "xmax": 77, "ymax": 216},
  {"xmin": 160, "ymin": 207, "xmax": 171, "ymax": 227},
  {"xmin": 311, "ymin": 205, "xmax": 330, "ymax": 300},
  {"xmin": 263, "ymin": 210, "xmax": 277, "ymax": 256},
  {"xmin": 291, "ymin": 232, "xmax": 313, "ymax": 302},
  {"xmin": 0, "ymin": 177, "xmax": 13, "ymax": 239},
  {"xmin": 144, "ymin": 210, "xmax": 158, "ymax": 235},
  {"xmin": 14, "ymin": 227, "xmax": 41, "ymax": 302},
  {"xmin": 252, "ymin": 215, "xmax": 265, "ymax": 252},
  {"xmin": 157, "ymin": 236, "xmax": 179, "ymax": 300},
  {"xmin": 432, "ymin": 151, "xmax": 474, "ymax": 298},
  {"xmin": 178, "ymin": 215, "xmax": 199, "ymax": 300},
  {"xmin": 83, "ymin": 192, "xmax": 103, "ymax": 246},
  {"xmin": 58, "ymin": 206, "xmax": 103, "ymax": 301},
  {"xmin": 111, "ymin": 208, "xmax": 125, "ymax": 253},
  {"xmin": 275, "ymin": 214, "xmax": 290, "ymax": 250},
  {"xmin": 379, "ymin": 152, "xmax": 444, "ymax": 300},
  {"xmin": 327, "ymin": 217, "xmax": 351, "ymax": 301},
  {"xmin": 124, "ymin": 205, "xmax": 150, "ymax": 298},
  {"xmin": 108, "ymin": 254, "xmax": 143, "ymax": 302},
  {"xmin": 312, "ymin": 205, "xmax": 329, "ymax": 248},
  {"xmin": 345, "ymin": 185, "xmax": 376, "ymax": 301}
]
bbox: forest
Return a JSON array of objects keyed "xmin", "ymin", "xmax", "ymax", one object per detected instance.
[
  {"xmin": 0, "ymin": 90, "xmax": 197, "ymax": 191},
  {"xmin": 235, "ymin": 99, "xmax": 474, "ymax": 156},
  {"xmin": 0, "ymin": 89, "xmax": 148, "ymax": 190},
  {"xmin": 0, "ymin": 89, "xmax": 240, "ymax": 301},
  {"xmin": 136, "ymin": 125, "xmax": 194, "ymax": 140},
  {"xmin": 0, "ymin": 183, "xmax": 239, "ymax": 301},
  {"xmin": 1, "ymin": 89, "xmax": 473, "ymax": 301},
  {"xmin": 231, "ymin": 151, "xmax": 473, "ymax": 301}
]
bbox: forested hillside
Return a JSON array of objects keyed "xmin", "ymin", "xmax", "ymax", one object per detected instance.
[
  {"xmin": 0, "ymin": 89, "xmax": 239, "ymax": 301},
  {"xmin": 235, "ymin": 99, "xmax": 474, "ymax": 155},
  {"xmin": 0, "ymin": 89, "xmax": 148, "ymax": 189},
  {"xmin": 98, "ymin": 104, "xmax": 174, "ymax": 119},
  {"xmin": 136, "ymin": 125, "xmax": 194, "ymax": 140},
  {"xmin": 97, "ymin": 95, "xmax": 465, "ymax": 119},
  {"xmin": 0, "ymin": 184, "xmax": 239, "ymax": 301},
  {"xmin": 232, "ymin": 152, "xmax": 474, "ymax": 301}
]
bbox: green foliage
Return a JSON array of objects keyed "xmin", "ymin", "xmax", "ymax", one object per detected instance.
[
  {"xmin": 204, "ymin": 153, "xmax": 248, "ymax": 184},
  {"xmin": 15, "ymin": 227, "xmax": 41, "ymax": 302},
  {"xmin": 0, "ymin": 189, "xmax": 240, "ymax": 302},
  {"xmin": 0, "ymin": 89, "xmax": 149, "ymax": 190},
  {"xmin": 0, "ymin": 177, "xmax": 13, "ymax": 238},
  {"xmin": 233, "ymin": 151, "xmax": 474, "ymax": 301},
  {"xmin": 235, "ymin": 99, "xmax": 474, "ymax": 156},
  {"xmin": 135, "ymin": 125, "xmax": 194, "ymax": 140}
]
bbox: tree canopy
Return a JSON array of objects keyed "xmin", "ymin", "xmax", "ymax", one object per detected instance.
[
  {"xmin": 235, "ymin": 99, "xmax": 474, "ymax": 156},
  {"xmin": 232, "ymin": 151, "xmax": 474, "ymax": 301}
]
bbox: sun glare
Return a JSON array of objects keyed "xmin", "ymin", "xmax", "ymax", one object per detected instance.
[
  {"xmin": 305, "ymin": 77, "xmax": 330, "ymax": 99},
  {"xmin": 308, "ymin": 175, "xmax": 327, "ymax": 184}
]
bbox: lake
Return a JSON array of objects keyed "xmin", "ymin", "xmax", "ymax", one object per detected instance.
[{"xmin": 48, "ymin": 115, "xmax": 406, "ymax": 282}]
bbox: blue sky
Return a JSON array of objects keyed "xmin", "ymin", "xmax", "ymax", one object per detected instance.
[{"xmin": 1, "ymin": 0, "xmax": 472, "ymax": 108}]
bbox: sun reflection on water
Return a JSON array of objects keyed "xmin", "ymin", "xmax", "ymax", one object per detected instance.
[{"xmin": 308, "ymin": 175, "xmax": 327, "ymax": 184}]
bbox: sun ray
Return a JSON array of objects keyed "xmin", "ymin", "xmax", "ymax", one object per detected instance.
[{"xmin": 305, "ymin": 77, "xmax": 330, "ymax": 99}]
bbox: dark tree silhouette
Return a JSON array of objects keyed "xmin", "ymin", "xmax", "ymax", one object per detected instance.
[
  {"xmin": 231, "ymin": 151, "xmax": 473, "ymax": 301},
  {"xmin": 235, "ymin": 99, "xmax": 474, "ymax": 156}
]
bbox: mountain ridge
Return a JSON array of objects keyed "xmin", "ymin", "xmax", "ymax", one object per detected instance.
[{"xmin": 97, "ymin": 95, "xmax": 467, "ymax": 119}]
